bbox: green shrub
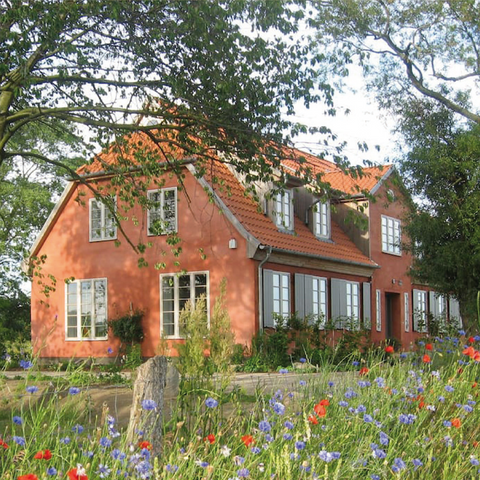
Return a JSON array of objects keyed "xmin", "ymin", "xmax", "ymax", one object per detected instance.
[{"xmin": 108, "ymin": 309, "xmax": 144, "ymax": 351}]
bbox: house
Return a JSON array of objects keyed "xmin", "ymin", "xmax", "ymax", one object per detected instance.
[{"xmin": 29, "ymin": 136, "xmax": 460, "ymax": 362}]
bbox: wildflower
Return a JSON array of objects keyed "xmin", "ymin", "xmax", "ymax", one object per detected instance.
[
  {"xmin": 295, "ymin": 441, "xmax": 306, "ymax": 450},
  {"xmin": 379, "ymin": 432, "xmax": 389, "ymax": 446},
  {"xmin": 258, "ymin": 420, "xmax": 271, "ymax": 433},
  {"xmin": 385, "ymin": 345, "xmax": 394, "ymax": 353},
  {"xmin": 72, "ymin": 424, "xmax": 84, "ymax": 434},
  {"xmin": 469, "ymin": 336, "xmax": 475, "ymax": 343},
  {"xmin": 234, "ymin": 455, "xmax": 245, "ymax": 465},
  {"xmin": 451, "ymin": 418, "xmax": 462, "ymax": 428},
  {"xmin": 67, "ymin": 466, "xmax": 88, "ymax": 480},
  {"xmin": 34, "ymin": 450, "xmax": 52, "ymax": 460},
  {"xmin": 284, "ymin": 421, "xmax": 294, "ymax": 430},
  {"xmin": 237, "ymin": 468, "xmax": 250, "ymax": 477},
  {"xmin": 241, "ymin": 435, "xmax": 254, "ymax": 447},
  {"xmin": 308, "ymin": 414, "xmax": 319, "ymax": 425},
  {"xmin": 19, "ymin": 359, "xmax": 33, "ymax": 369},
  {"xmin": 60, "ymin": 437, "xmax": 71, "ymax": 444},
  {"xmin": 17, "ymin": 476, "xmax": 38, "ymax": 480},
  {"xmin": 328, "ymin": 381, "xmax": 334, "ymax": 387},
  {"xmin": 445, "ymin": 385, "xmax": 454, "ymax": 392},
  {"xmin": 425, "ymin": 343, "xmax": 433, "ymax": 350},
  {"xmin": 205, "ymin": 434, "xmax": 215, "ymax": 444},
  {"xmin": 372, "ymin": 447, "xmax": 386, "ymax": 459},
  {"xmin": 138, "ymin": 441, "xmax": 152, "ymax": 450},
  {"xmin": 371, "ymin": 475, "xmax": 381, "ymax": 480},
  {"xmin": 463, "ymin": 405, "xmax": 474, "ymax": 413},
  {"xmin": 318, "ymin": 450, "xmax": 341, "ymax": 462},
  {"xmin": 205, "ymin": 397, "xmax": 218, "ymax": 408},
  {"xmin": 141, "ymin": 399, "xmax": 157, "ymax": 410},
  {"xmin": 13, "ymin": 416, "xmax": 22, "ymax": 425},
  {"xmin": 299, "ymin": 357, "xmax": 306, "ymax": 363},
  {"xmin": 279, "ymin": 368, "xmax": 289, "ymax": 374},
  {"xmin": 220, "ymin": 445, "xmax": 232, "ymax": 457},
  {"xmin": 251, "ymin": 446, "xmax": 261, "ymax": 454},
  {"xmin": 69, "ymin": 387, "xmax": 81, "ymax": 395},
  {"xmin": 96, "ymin": 464, "xmax": 111, "ymax": 478},
  {"xmin": 107, "ymin": 347, "xmax": 113, "ymax": 354},
  {"xmin": 46, "ymin": 467, "xmax": 58, "ymax": 476},
  {"xmin": 99, "ymin": 437, "xmax": 112, "ymax": 448},
  {"xmin": 26, "ymin": 386, "xmax": 38, "ymax": 394},
  {"xmin": 359, "ymin": 367, "xmax": 369, "ymax": 376},
  {"xmin": 166, "ymin": 464, "xmax": 178, "ymax": 472},
  {"xmin": 423, "ymin": 354, "xmax": 431, "ymax": 363},
  {"xmin": 352, "ymin": 360, "xmax": 360, "ymax": 366},
  {"xmin": 338, "ymin": 400, "xmax": 349, "ymax": 407},
  {"xmin": 299, "ymin": 380, "xmax": 307, "ymax": 386},
  {"xmin": 412, "ymin": 459, "xmax": 423, "ymax": 470},
  {"xmin": 273, "ymin": 402, "xmax": 285, "ymax": 415},
  {"xmin": 470, "ymin": 457, "xmax": 480, "ymax": 466},
  {"xmin": 314, "ymin": 404, "xmax": 326, "ymax": 417},
  {"xmin": 363, "ymin": 414, "xmax": 374, "ymax": 423},
  {"xmin": 13, "ymin": 436, "xmax": 25, "ymax": 446},
  {"xmin": 111, "ymin": 449, "xmax": 126, "ymax": 461},
  {"xmin": 0, "ymin": 439, "xmax": 8, "ymax": 449},
  {"xmin": 399, "ymin": 413, "xmax": 417, "ymax": 425},
  {"xmin": 392, "ymin": 457, "xmax": 407, "ymax": 472}
]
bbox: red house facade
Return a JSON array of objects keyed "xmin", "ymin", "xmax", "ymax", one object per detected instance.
[{"xmin": 29, "ymin": 143, "xmax": 461, "ymax": 362}]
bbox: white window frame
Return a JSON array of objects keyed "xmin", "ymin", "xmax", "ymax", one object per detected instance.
[
  {"xmin": 381, "ymin": 215, "xmax": 401, "ymax": 255},
  {"xmin": 89, "ymin": 197, "xmax": 117, "ymax": 242},
  {"xmin": 160, "ymin": 271, "xmax": 209, "ymax": 339},
  {"xmin": 65, "ymin": 278, "xmax": 108, "ymax": 341},
  {"xmin": 404, "ymin": 292, "xmax": 410, "ymax": 332},
  {"xmin": 331, "ymin": 278, "xmax": 360, "ymax": 330},
  {"xmin": 346, "ymin": 281, "xmax": 360, "ymax": 325},
  {"xmin": 272, "ymin": 271, "xmax": 290, "ymax": 321},
  {"xmin": 413, "ymin": 289, "xmax": 428, "ymax": 332},
  {"xmin": 275, "ymin": 190, "xmax": 293, "ymax": 231},
  {"xmin": 311, "ymin": 276, "xmax": 327, "ymax": 323},
  {"xmin": 147, "ymin": 187, "xmax": 177, "ymax": 236},
  {"xmin": 376, "ymin": 289, "xmax": 382, "ymax": 332},
  {"xmin": 313, "ymin": 200, "xmax": 330, "ymax": 239}
]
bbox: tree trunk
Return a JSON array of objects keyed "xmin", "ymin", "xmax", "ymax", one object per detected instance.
[{"xmin": 127, "ymin": 356, "xmax": 167, "ymax": 458}]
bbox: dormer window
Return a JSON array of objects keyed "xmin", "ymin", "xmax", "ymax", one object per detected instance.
[
  {"xmin": 275, "ymin": 190, "xmax": 293, "ymax": 231},
  {"xmin": 313, "ymin": 200, "xmax": 330, "ymax": 239}
]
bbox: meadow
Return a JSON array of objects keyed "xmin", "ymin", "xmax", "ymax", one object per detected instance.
[{"xmin": 1, "ymin": 333, "xmax": 480, "ymax": 480}]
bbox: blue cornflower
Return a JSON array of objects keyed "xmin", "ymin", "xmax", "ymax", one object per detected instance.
[
  {"xmin": 344, "ymin": 389, "xmax": 358, "ymax": 399},
  {"xmin": 443, "ymin": 420, "xmax": 452, "ymax": 427},
  {"xmin": 364, "ymin": 414, "xmax": 374, "ymax": 423},
  {"xmin": 299, "ymin": 357, "xmax": 306, "ymax": 363},
  {"xmin": 379, "ymin": 431, "xmax": 389, "ymax": 446},
  {"xmin": 356, "ymin": 404, "xmax": 367, "ymax": 413},
  {"xmin": 47, "ymin": 467, "xmax": 58, "ymax": 476},
  {"xmin": 371, "ymin": 475, "xmax": 381, "ymax": 480},
  {"xmin": 392, "ymin": 457, "xmax": 406, "ymax": 472},
  {"xmin": 471, "ymin": 457, "xmax": 480, "ymax": 466},
  {"xmin": 60, "ymin": 436, "xmax": 70, "ymax": 444},
  {"xmin": 319, "ymin": 451, "xmax": 341, "ymax": 462},
  {"xmin": 83, "ymin": 451, "xmax": 94, "ymax": 458},
  {"xmin": 352, "ymin": 361, "xmax": 360, "ymax": 366},
  {"xmin": 251, "ymin": 446, "xmax": 261, "ymax": 454},
  {"xmin": 237, "ymin": 468, "xmax": 250, "ymax": 477},
  {"xmin": 265, "ymin": 434, "xmax": 274, "ymax": 442},
  {"xmin": 399, "ymin": 413, "xmax": 416, "ymax": 425},
  {"xmin": 166, "ymin": 464, "xmax": 178, "ymax": 472},
  {"xmin": 107, "ymin": 347, "xmax": 113, "ymax": 354},
  {"xmin": 412, "ymin": 458, "xmax": 423, "ymax": 470},
  {"xmin": 13, "ymin": 436, "xmax": 25, "ymax": 446},
  {"xmin": 372, "ymin": 448, "xmax": 386, "ymax": 459},
  {"xmin": 205, "ymin": 397, "xmax": 218, "ymax": 408},
  {"xmin": 283, "ymin": 433, "xmax": 293, "ymax": 440},
  {"xmin": 445, "ymin": 385, "xmax": 454, "ymax": 392},
  {"xmin": 438, "ymin": 395, "xmax": 445, "ymax": 403},
  {"xmin": 273, "ymin": 402, "xmax": 285, "ymax": 415},
  {"xmin": 136, "ymin": 460, "xmax": 152, "ymax": 474},
  {"xmin": 258, "ymin": 420, "xmax": 271, "ymax": 432},
  {"xmin": 69, "ymin": 386, "xmax": 81, "ymax": 395},
  {"xmin": 284, "ymin": 420, "xmax": 294, "ymax": 430},
  {"xmin": 233, "ymin": 455, "xmax": 245, "ymax": 465},
  {"xmin": 26, "ymin": 385, "xmax": 38, "ymax": 394},
  {"xmin": 111, "ymin": 449, "xmax": 126, "ymax": 461},
  {"xmin": 100, "ymin": 437, "xmax": 112, "ymax": 448},
  {"xmin": 141, "ymin": 399, "xmax": 157, "ymax": 410},
  {"xmin": 295, "ymin": 441, "xmax": 306, "ymax": 450},
  {"xmin": 463, "ymin": 405, "xmax": 474, "ymax": 413},
  {"xmin": 72, "ymin": 424, "xmax": 84, "ymax": 434},
  {"xmin": 459, "ymin": 329, "xmax": 466, "ymax": 336},
  {"xmin": 13, "ymin": 416, "xmax": 22, "ymax": 425},
  {"xmin": 19, "ymin": 359, "xmax": 33, "ymax": 370},
  {"xmin": 299, "ymin": 380, "xmax": 307, "ymax": 386},
  {"xmin": 279, "ymin": 368, "xmax": 289, "ymax": 374},
  {"xmin": 328, "ymin": 381, "xmax": 334, "ymax": 387},
  {"xmin": 338, "ymin": 400, "xmax": 349, "ymax": 407}
]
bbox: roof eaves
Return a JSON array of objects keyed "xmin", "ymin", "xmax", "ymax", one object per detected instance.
[{"xmin": 370, "ymin": 165, "xmax": 395, "ymax": 196}]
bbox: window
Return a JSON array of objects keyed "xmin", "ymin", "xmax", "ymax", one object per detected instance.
[
  {"xmin": 331, "ymin": 278, "xmax": 360, "ymax": 329},
  {"xmin": 413, "ymin": 289, "xmax": 427, "ymax": 332},
  {"xmin": 263, "ymin": 270, "xmax": 290, "ymax": 327},
  {"xmin": 66, "ymin": 279, "xmax": 107, "ymax": 340},
  {"xmin": 313, "ymin": 201, "xmax": 330, "ymax": 239},
  {"xmin": 160, "ymin": 272, "xmax": 208, "ymax": 338},
  {"xmin": 274, "ymin": 191, "xmax": 293, "ymax": 230},
  {"xmin": 295, "ymin": 274, "xmax": 327, "ymax": 327},
  {"xmin": 89, "ymin": 197, "xmax": 117, "ymax": 242},
  {"xmin": 147, "ymin": 188, "xmax": 177, "ymax": 235},
  {"xmin": 381, "ymin": 215, "xmax": 401, "ymax": 255}
]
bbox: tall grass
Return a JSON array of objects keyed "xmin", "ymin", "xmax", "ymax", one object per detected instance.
[{"xmin": 2, "ymin": 334, "xmax": 480, "ymax": 479}]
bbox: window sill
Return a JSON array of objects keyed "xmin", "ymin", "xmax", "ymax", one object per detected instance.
[
  {"xmin": 89, "ymin": 237, "xmax": 118, "ymax": 243},
  {"xmin": 65, "ymin": 337, "xmax": 108, "ymax": 342},
  {"xmin": 381, "ymin": 250, "xmax": 402, "ymax": 257}
]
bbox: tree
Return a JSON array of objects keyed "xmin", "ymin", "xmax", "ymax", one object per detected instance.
[
  {"xmin": 398, "ymin": 100, "xmax": 480, "ymax": 330},
  {"xmin": 1, "ymin": 1, "xmax": 331, "ymax": 257},
  {"xmin": 311, "ymin": 0, "xmax": 480, "ymax": 125}
]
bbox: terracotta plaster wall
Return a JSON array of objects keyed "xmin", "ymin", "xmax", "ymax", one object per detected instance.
[
  {"xmin": 31, "ymin": 168, "xmax": 257, "ymax": 360},
  {"xmin": 369, "ymin": 181, "xmax": 425, "ymax": 347}
]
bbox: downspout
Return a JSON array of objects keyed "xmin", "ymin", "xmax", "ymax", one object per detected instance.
[{"xmin": 258, "ymin": 245, "xmax": 272, "ymax": 331}]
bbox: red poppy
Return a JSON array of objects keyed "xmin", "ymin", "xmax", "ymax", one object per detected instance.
[
  {"xmin": 463, "ymin": 346, "xmax": 475, "ymax": 357},
  {"xmin": 474, "ymin": 352, "xmax": 480, "ymax": 362},
  {"xmin": 241, "ymin": 435, "xmax": 254, "ymax": 447},
  {"xmin": 473, "ymin": 382, "xmax": 478, "ymax": 388},
  {"xmin": 138, "ymin": 440, "xmax": 152, "ymax": 451},
  {"xmin": 314, "ymin": 404, "xmax": 327, "ymax": 417},
  {"xmin": 425, "ymin": 343, "xmax": 433, "ymax": 351},
  {"xmin": 384, "ymin": 345, "xmax": 394, "ymax": 354},
  {"xmin": 469, "ymin": 336, "xmax": 475, "ymax": 344},
  {"xmin": 422, "ymin": 354, "xmax": 431, "ymax": 363},
  {"xmin": 451, "ymin": 418, "xmax": 462, "ymax": 428},
  {"xmin": 17, "ymin": 475, "xmax": 38, "ymax": 480},
  {"xmin": 67, "ymin": 469, "xmax": 88, "ymax": 480},
  {"xmin": 318, "ymin": 399, "xmax": 330, "ymax": 407},
  {"xmin": 308, "ymin": 414, "xmax": 319, "ymax": 425},
  {"xmin": 0, "ymin": 439, "xmax": 8, "ymax": 449},
  {"xmin": 359, "ymin": 367, "xmax": 369, "ymax": 376},
  {"xmin": 205, "ymin": 434, "xmax": 215, "ymax": 444},
  {"xmin": 34, "ymin": 449, "xmax": 52, "ymax": 460}
]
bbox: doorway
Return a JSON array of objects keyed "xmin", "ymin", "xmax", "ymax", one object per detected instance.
[{"xmin": 385, "ymin": 292, "xmax": 401, "ymax": 341}]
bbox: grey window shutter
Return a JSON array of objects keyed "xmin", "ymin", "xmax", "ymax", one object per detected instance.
[
  {"xmin": 363, "ymin": 282, "xmax": 371, "ymax": 329},
  {"xmin": 304, "ymin": 275, "xmax": 314, "ymax": 320},
  {"xmin": 429, "ymin": 291, "xmax": 436, "ymax": 316},
  {"xmin": 263, "ymin": 270, "xmax": 275, "ymax": 328},
  {"xmin": 449, "ymin": 298, "xmax": 462, "ymax": 326},
  {"xmin": 412, "ymin": 289, "xmax": 420, "ymax": 331},
  {"xmin": 331, "ymin": 278, "xmax": 346, "ymax": 328},
  {"xmin": 295, "ymin": 274, "xmax": 305, "ymax": 320}
]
